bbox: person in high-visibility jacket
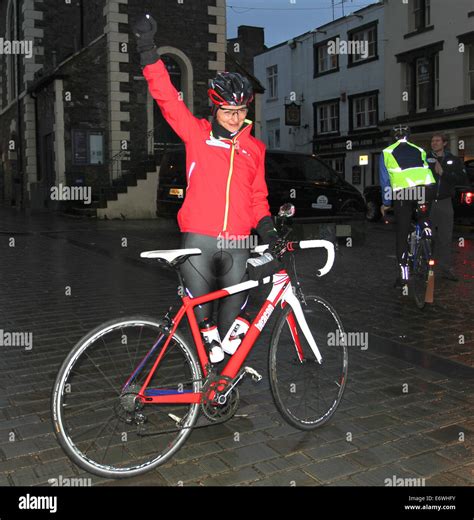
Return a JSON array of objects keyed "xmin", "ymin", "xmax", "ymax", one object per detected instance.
[{"xmin": 379, "ymin": 125, "xmax": 436, "ymax": 288}]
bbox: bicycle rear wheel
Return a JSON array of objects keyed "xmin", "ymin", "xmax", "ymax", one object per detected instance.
[
  {"xmin": 269, "ymin": 295, "xmax": 348, "ymax": 430},
  {"xmin": 51, "ymin": 316, "xmax": 202, "ymax": 478},
  {"xmin": 410, "ymin": 237, "xmax": 432, "ymax": 309}
]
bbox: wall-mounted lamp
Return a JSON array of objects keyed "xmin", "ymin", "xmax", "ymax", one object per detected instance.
[{"xmin": 288, "ymin": 38, "xmax": 304, "ymax": 49}]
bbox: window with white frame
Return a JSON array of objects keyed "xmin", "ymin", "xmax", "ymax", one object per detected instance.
[
  {"xmin": 6, "ymin": 2, "xmax": 18, "ymax": 104},
  {"xmin": 353, "ymin": 94, "xmax": 377, "ymax": 129},
  {"xmin": 469, "ymin": 45, "xmax": 474, "ymax": 102},
  {"xmin": 327, "ymin": 157, "xmax": 345, "ymax": 178},
  {"xmin": 317, "ymin": 101, "xmax": 339, "ymax": 134},
  {"xmin": 267, "ymin": 65, "xmax": 278, "ymax": 99},
  {"xmin": 416, "ymin": 57, "xmax": 430, "ymax": 112},
  {"xmin": 266, "ymin": 119, "xmax": 281, "ymax": 149},
  {"xmin": 350, "ymin": 25, "xmax": 377, "ymax": 63},
  {"xmin": 413, "ymin": 0, "xmax": 431, "ymax": 31},
  {"xmin": 316, "ymin": 43, "xmax": 338, "ymax": 74}
]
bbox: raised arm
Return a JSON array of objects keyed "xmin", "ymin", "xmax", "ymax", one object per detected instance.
[{"xmin": 133, "ymin": 14, "xmax": 201, "ymax": 143}]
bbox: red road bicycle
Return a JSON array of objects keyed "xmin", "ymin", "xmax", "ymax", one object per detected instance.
[{"xmin": 52, "ymin": 207, "xmax": 348, "ymax": 478}]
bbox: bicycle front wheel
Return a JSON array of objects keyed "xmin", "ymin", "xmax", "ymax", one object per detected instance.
[
  {"xmin": 51, "ymin": 316, "xmax": 202, "ymax": 478},
  {"xmin": 269, "ymin": 295, "xmax": 348, "ymax": 430},
  {"xmin": 411, "ymin": 237, "xmax": 432, "ymax": 309}
]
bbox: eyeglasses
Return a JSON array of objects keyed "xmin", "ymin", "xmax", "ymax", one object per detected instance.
[{"xmin": 219, "ymin": 107, "xmax": 249, "ymax": 119}]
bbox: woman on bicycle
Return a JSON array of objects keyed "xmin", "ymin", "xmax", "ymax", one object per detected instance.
[{"xmin": 133, "ymin": 14, "xmax": 279, "ymax": 363}]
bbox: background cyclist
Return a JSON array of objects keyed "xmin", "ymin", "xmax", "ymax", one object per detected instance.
[{"xmin": 379, "ymin": 125, "xmax": 436, "ymax": 289}]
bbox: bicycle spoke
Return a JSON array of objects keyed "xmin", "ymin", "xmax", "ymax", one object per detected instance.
[
  {"xmin": 53, "ymin": 318, "xmax": 201, "ymax": 477},
  {"xmin": 270, "ymin": 296, "xmax": 347, "ymax": 429}
]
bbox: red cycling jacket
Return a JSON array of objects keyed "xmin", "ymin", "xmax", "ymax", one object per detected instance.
[{"xmin": 143, "ymin": 59, "xmax": 271, "ymax": 238}]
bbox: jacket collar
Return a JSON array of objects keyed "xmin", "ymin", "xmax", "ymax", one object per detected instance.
[{"xmin": 210, "ymin": 119, "xmax": 253, "ymax": 142}]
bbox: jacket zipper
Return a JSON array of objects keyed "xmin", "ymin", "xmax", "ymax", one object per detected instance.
[
  {"xmin": 217, "ymin": 121, "xmax": 252, "ymax": 237},
  {"xmin": 222, "ymin": 139, "xmax": 236, "ymax": 233}
]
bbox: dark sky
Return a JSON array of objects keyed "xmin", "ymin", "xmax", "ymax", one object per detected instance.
[{"xmin": 227, "ymin": 0, "xmax": 378, "ymax": 48}]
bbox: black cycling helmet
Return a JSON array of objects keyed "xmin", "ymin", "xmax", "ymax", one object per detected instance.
[
  {"xmin": 392, "ymin": 124, "xmax": 411, "ymax": 141},
  {"xmin": 208, "ymin": 72, "xmax": 254, "ymax": 115}
]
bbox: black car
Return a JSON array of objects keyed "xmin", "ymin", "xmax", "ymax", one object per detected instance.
[
  {"xmin": 157, "ymin": 148, "xmax": 366, "ymax": 235},
  {"xmin": 364, "ymin": 159, "xmax": 474, "ymax": 223}
]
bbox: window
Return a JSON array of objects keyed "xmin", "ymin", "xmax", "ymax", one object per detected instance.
[
  {"xmin": 6, "ymin": 1, "xmax": 18, "ymax": 103},
  {"xmin": 266, "ymin": 119, "xmax": 281, "ymax": 149},
  {"xmin": 349, "ymin": 25, "xmax": 377, "ymax": 64},
  {"xmin": 413, "ymin": 0, "xmax": 431, "ymax": 30},
  {"xmin": 468, "ymin": 47, "xmax": 474, "ymax": 100},
  {"xmin": 352, "ymin": 94, "xmax": 377, "ymax": 129},
  {"xmin": 416, "ymin": 57, "xmax": 430, "ymax": 112},
  {"xmin": 275, "ymin": 155, "xmax": 336, "ymax": 184},
  {"xmin": 326, "ymin": 157, "xmax": 345, "ymax": 178},
  {"xmin": 316, "ymin": 101, "xmax": 339, "ymax": 134},
  {"xmin": 314, "ymin": 42, "xmax": 339, "ymax": 75},
  {"xmin": 302, "ymin": 156, "xmax": 337, "ymax": 184},
  {"xmin": 72, "ymin": 129, "xmax": 104, "ymax": 165},
  {"xmin": 267, "ymin": 65, "xmax": 278, "ymax": 99}
]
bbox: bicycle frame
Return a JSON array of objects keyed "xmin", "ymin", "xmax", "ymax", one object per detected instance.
[
  {"xmin": 128, "ymin": 268, "xmax": 322, "ymax": 406},
  {"xmin": 410, "ymin": 221, "xmax": 433, "ymax": 263}
]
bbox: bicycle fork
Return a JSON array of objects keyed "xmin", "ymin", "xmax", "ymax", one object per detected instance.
[{"xmin": 281, "ymin": 283, "xmax": 323, "ymax": 364}]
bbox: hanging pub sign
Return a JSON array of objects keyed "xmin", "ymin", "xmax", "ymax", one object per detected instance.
[{"xmin": 285, "ymin": 102, "xmax": 301, "ymax": 126}]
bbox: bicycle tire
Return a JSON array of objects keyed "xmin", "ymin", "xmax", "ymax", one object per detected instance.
[
  {"xmin": 51, "ymin": 316, "xmax": 202, "ymax": 478},
  {"xmin": 269, "ymin": 295, "xmax": 348, "ymax": 431},
  {"xmin": 410, "ymin": 237, "xmax": 432, "ymax": 309}
]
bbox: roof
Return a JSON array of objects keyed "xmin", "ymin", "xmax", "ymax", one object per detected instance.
[
  {"xmin": 256, "ymin": 1, "xmax": 383, "ymax": 56},
  {"xmin": 225, "ymin": 52, "xmax": 265, "ymax": 94}
]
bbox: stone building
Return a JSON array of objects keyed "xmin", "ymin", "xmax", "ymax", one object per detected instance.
[{"xmin": 0, "ymin": 0, "xmax": 226, "ymax": 217}]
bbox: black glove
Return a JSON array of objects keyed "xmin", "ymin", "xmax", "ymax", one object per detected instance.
[
  {"xmin": 256, "ymin": 215, "xmax": 289, "ymax": 259},
  {"xmin": 132, "ymin": 14, "xmax": 160, "ymax": 67},
  {"xmin": 256, "ymin": 216, "xmax": 279, "ymax": 249}
]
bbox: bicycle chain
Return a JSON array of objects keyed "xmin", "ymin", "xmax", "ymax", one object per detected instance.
[{"xmin": 134, "ymin": 373, "xmax": 245, "ymax": 437}]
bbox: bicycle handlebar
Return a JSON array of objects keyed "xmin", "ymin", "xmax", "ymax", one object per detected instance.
[{"xmin": 252, "ymin": 239, "xmax": 335, "ymax": 277}]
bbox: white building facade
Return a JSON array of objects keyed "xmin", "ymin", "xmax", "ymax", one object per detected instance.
[
  {"xmin": 254, "ymin": 2, "xmax": 385, "ymax": 191},
  {"xmin": 383, "ymin": 0, "xmax": 474, "ymax": 160}
]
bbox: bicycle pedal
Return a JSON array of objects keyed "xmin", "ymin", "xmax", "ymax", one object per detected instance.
[
  {"xmin": 244, "ymin": 366, "xmax": 262, "ymax": 382},
  {"xmin": 168, "ymin": 413, "xmax": 182, "ymax": 426}
]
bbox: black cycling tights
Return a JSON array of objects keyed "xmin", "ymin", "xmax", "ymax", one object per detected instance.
[{"xmin": 180, "ymin": 233, "xmax": 250, "ymax": 339}]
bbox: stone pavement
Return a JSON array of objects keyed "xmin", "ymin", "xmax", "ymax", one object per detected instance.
[{"xmin": 0, "ymin": 207, "xmax": 472, "ymax": 487}]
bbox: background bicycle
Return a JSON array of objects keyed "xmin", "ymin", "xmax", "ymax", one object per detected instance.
[{"xmin": 384, "ymin": 204, "xmax": 435, "ymax": 308}]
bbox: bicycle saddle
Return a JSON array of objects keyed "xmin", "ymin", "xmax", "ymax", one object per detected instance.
[{"xmin": 140, "ymin": 248, "xmax": 202, "ymax": 264}]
